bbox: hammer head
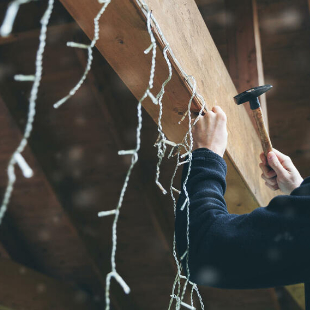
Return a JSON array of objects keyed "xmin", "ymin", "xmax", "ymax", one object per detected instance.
[{"xmin": 234, "ymin": 85, "xmax": 273, "ymax": 110}]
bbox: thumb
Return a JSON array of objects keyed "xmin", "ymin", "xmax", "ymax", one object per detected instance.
[{"xmin": 267, "ymin": 152, "xmax": 287, "ymax": 177}]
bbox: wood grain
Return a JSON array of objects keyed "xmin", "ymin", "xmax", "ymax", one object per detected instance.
[{"xmin": 59, "ymin": 0, "xmax": 277, "ymax": 209}]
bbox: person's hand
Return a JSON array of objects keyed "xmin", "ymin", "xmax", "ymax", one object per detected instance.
[
  {"xmin": 192, "ymin": 106, "xmax": 228, "ymax": 157},
  {"xmin": 259, "ymin": 149, "xmax": 303, "ymax": 194}
]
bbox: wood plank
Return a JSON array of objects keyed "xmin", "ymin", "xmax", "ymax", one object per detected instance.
[
  {"xmin": 0, "ymin": 258, "xmax": 99, "ymax": 310},
  {"xmin": 225, "ymin": 0, "xmax": 269, "ymax": 130},
  {"xmin": 59, "ymin": 0, "xmax": 277, "ymax": 211}
]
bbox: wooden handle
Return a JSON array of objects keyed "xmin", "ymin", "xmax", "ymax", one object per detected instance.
[{"xmin": 253, "ymin": 108, "xmax": 272, "ymax": 157}]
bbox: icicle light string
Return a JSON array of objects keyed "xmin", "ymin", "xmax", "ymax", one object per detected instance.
[
  {"xmin": 53, "ymin": 0, "xmax": 111, "ymax": 109},
  {"xmin": 134, "ymin": 1, "xmax": 209, "ymax": 308},
  {"xmin": 0, "ymin": 0, "xmax": 209, "ymax": 307},
  {"xmin": 0, "ymin": 0, "xmax": 55, "ymax": 225},
  {"xmin": 190, "ymin": 285, "xmax": 195, "ymax": 308},
  {"xmin": 103, "ymin": 9, "xmax": 159, "ymax": 310},
  {"xmin": 154, "ymin": 45, "xmax": 173, "ymax": 195},
  {"xmin": 168, "ymin": 153, "xmax": 182, "ymax": 310},
  {"xmin": 170, "ymin": 295, "xmax": 196, "ymax": 310},
  {"xmin": 179, "ymin": 75, "xmax": 197, "ymax": 308},
  {"xmin": 0, "ymin": 0, "xmax": 36, "ymax": 37},
  {"xmin": 14, "ymin": 74, "xmax": 36, "ymax": 81}
]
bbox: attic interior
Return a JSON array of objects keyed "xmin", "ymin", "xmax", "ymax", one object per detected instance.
[{"xmin": 0, "ymin": 0, "xmax": 309, "ymax": 310}]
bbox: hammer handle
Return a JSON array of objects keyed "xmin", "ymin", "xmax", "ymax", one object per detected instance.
[{"xmin": 253, "ymin": 108, "xmax": 273, "ymax": 157}]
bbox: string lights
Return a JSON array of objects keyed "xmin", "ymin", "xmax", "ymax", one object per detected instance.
[
  {"xmin": 134, "ymin": 2, "xmax": 207, "ymax": 309},
  {"xmin": 0, "ymin": 0, "xmax": 55, "ymax": 224},
  {"xmin": 0, "ymin": 0, "xmax": 36, "ymax": 37},
  {"xmin": 0, "ymin": 0, "xmax": 209, "ymax": 309},
  {"xmin": 53, "ymin": 0, "xmax": 111, "ymax": 109}
]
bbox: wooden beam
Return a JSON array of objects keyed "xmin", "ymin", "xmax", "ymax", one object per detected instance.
[
  {"xmin": 0, "ymin": 258, "xmax": 99, "ymax": 310},
  {"xmin": 59, "ymin": 0, "xmax": 276, "ymax": 208},
  {"xmin": 225, "ymin": 0, "xmax": 269, "ymax": 130}
]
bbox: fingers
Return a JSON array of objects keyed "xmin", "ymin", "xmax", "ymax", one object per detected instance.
[
  {"xmin": 259, "ymin": 162, "xmax": 277, "ymax": 178},
  {"xmin": 261, "ymin": 173, "xmax": 277, "ymax": 186},
  {"xmin": 194, "ymin": 106, "xmax": 226, "ymax": 123},
  {"xmin": 265, "ymin": 181, "xmax": 280, "ymax": 191},
  {"xmin": 272, "ymin": 149, "xmax": 288, "ymax": 163},
  {"xmin": 212, "ymin": 106, "xmax": 227, "ymax": 121},
  {"xmin": 267, "ymin": 151, "xmax": 288, "ymax": 178},
  {"xmin": 259, "ymin": 152, "xmax": 276, "ymax": 178},
  {"xmin": 272, "ymin": 149, "xmax": 294, "ymax": 171},
  {"xmin": 259, "ymin": 151, "xmax": 278, "ymax": 190}
]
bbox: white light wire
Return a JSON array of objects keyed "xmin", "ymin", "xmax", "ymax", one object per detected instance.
[
  {"xmin": 154, "ymin": 45, "xmax": 173, "ymax": 195},
  {"xmin": 102, "ymin": 9, "xmax": 158, "ymax": 310},
  {"xmin": 0, "ymin": 0, "xmax": 55, "ymax": 225},
  {"xmin": 0, "ymin": 0, "xmax": 36, "ymax": 37},
  {"xmin": 0, "ymin": 0, "xmax": 209, "ymax": 308},
  {"xmin": 53, "ymin": 0, "xmax": 112, "ymax": 109},
  {"xmin": 134, "ymin": 1, "xmax": 209, "ymax": 309}
]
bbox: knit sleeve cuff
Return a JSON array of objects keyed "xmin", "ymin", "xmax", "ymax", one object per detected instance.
[{"xmin": 191, "ymin": 148, "xmax": 227, "ymax": 172}]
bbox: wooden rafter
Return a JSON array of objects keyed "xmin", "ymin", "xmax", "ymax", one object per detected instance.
[{"xmin": 60, "ymin": 0, "xmax": 276, "ymax": 210}]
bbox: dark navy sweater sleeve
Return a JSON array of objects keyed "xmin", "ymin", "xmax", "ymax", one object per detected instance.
[{"xmin": 175, "ymin": 148, "xmax": 310, "ymax": 289}]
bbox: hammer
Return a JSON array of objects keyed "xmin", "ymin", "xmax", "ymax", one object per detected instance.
[{"xmin": 234, "ymin": 85, "xmax": 273, "ymax": 157}]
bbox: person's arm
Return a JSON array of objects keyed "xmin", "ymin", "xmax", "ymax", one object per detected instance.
[{"xmin": 175, "ymin": 107, "xmax": 310, "ymax": 289}]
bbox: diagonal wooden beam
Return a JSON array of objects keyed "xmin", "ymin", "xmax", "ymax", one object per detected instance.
[
  {"xmin": 59, "ymin": 0, "xmax": 276, "ymax": 210},
  {"xmin": 0, "ymin": 258, "xmax": 99, "ymax": 310}
]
